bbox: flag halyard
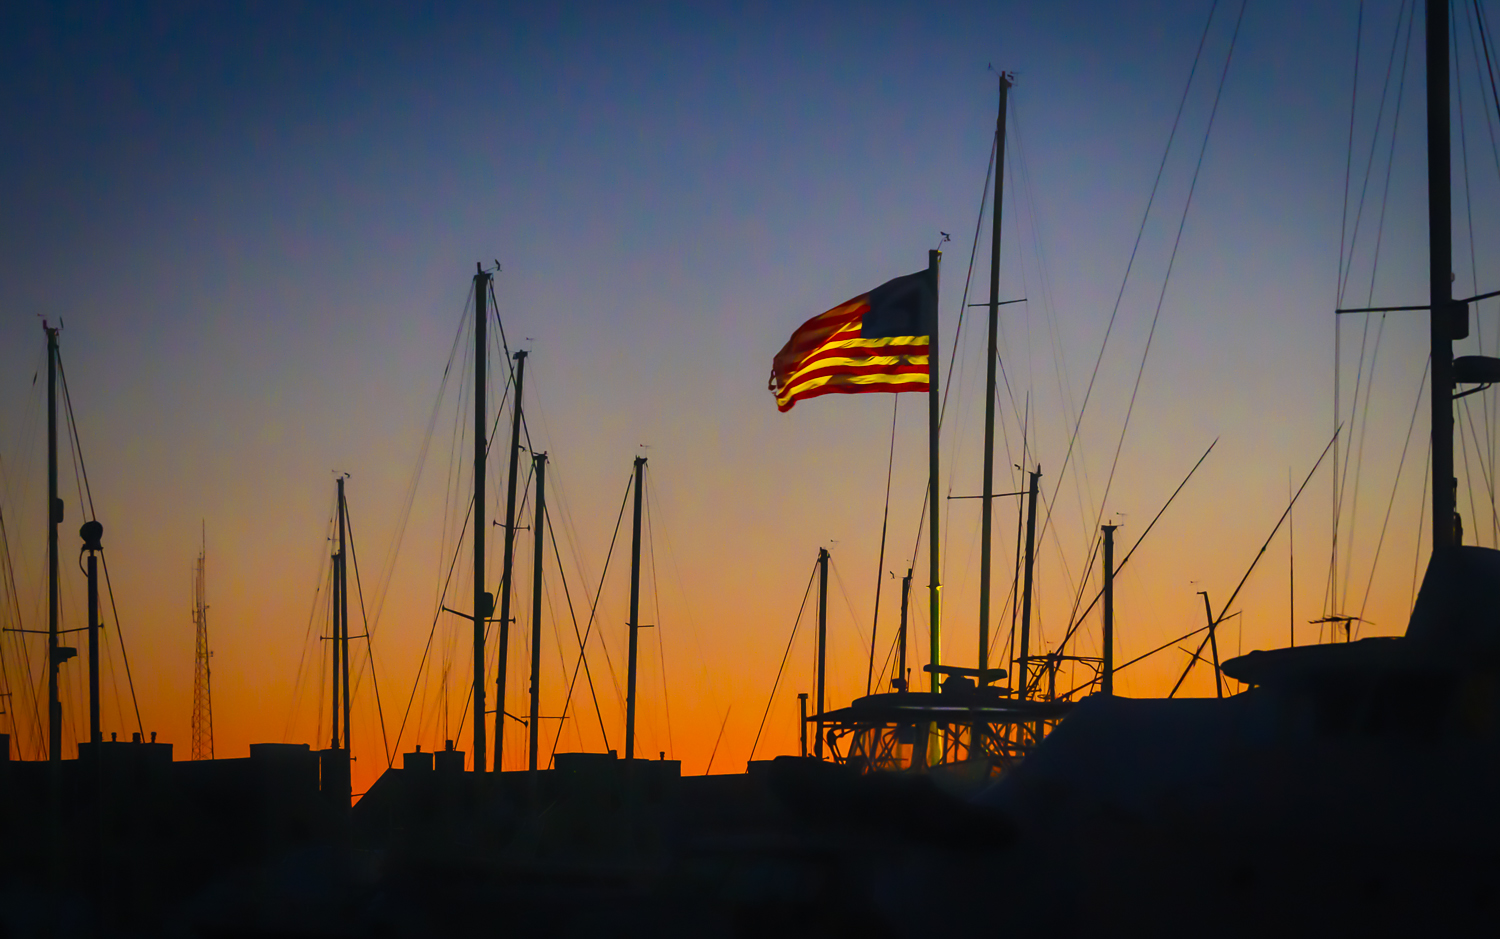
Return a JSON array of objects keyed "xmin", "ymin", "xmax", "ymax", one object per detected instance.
[{"xmin": 769, "ymin": 269, "xmax": 935, "ymax": 412}]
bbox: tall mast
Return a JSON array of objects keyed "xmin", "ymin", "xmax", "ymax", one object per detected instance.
[
  {"xmin": 1101, "ymin": 524, "xmax": 1115, "ymax": 696},
  {"xmin": 338, "ymin": 478, "xmax": 350, "ymax": 756},
  {"xmin": 46, "ymin": 324, "xmax": 61, "ymax": 762},
  {"xmin": 493, "ymin": 350, "xmax": 526, "ymax": 771},
  {"xmin": 330, "ymin": 501, "xmax": 341, "ymax": 750},
  {"xmin": 473, "ymin": 265, "xmax": 490, "ymax": 774},
  {"xmin": 1427, "ymin": 0, "xmax": 1458, "ymax": 550},
  {"xmin": 979, "ymin": 73, "xmax": 1012, "ymax": 676},
  {"xmin": 84, "ymin": 521, "xmax": 102, "ymax": 744},
  {"xmin": 1017, "ymin": 467, "xmax": 1040, "ymax": 699},
  {"xmin": 625, "ymin": 455, "xmax": 646, "ymax": 761},
  {"xmin": 925, "ymin": 249, "xmax": 943, "ymax": 692},
  {"xmin": 898, "ymin": 568, "xmax": 911, "ymax": 691},
  {"xmin": 528, "ymin": 451, "xmax": 547, "ymax": 776},
  {"xmin": 815, "ymin": 547, "xmax": 828, "ymax": 759}
]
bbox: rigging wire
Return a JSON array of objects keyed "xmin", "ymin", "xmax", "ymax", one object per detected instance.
[
  {"xmin": 1009, "ymin": 101, "xmax": 1098, "ymax": 558},
  {"xmin": 1461, "ymin": 396, "xmax": 1500, "ymax": 533},
  {"xmin": 644, "ymin": 467, "xmax": 675, "ymax": 760},
  {"xmin": 1331, "ymin": 0, "xmax": 1413, "ymax": 617},
  {"xmin": 0, "ymin": 512, "xmax": 20, "ymax": 748},
  {"xmin": 1338, "ymin": 1, "xmax": 1412, "ymax": 304},
  {"xmin": 1083, "ymin": 0, "xmax": 1248, "ymax": 606},
  {"xmin": 830, "ymin": 559, "xmax": 871, "ymax": 663},
  {"xmin": 363, "ymin": 285, "xmax": 471, "ymax": 664},
  {"xmin": 747, "ymin": 562, "xmax": 818, "ymax": 764},
  {"xmin": 1458, "ymin": 2, "xmax": 1500, "ymax": 545},
  {"xmin": 1062, "ymin": 431, "xmax": 1334, "ymax": 699},
  {"xmin": 704, "ymin": 705, "xmax": 731, "ymax": 775},
  {"xmin": 0, "ymin": 494, "xmax": 44, "ymax": 757},
  {"xmin": 343, "ymin": 502, "xmax": 393, "ymax": 768},
  {"xmin": 391, "ymin": 491, "xmax": 477, "ymax": 756},
  {"xmin": 1354, "ymin": 358, "xmax": 1431, "ymax": 630},
  {"xmin": 1037, "ymin": 0, "xmax": 1225, "ymax": 558},
  {"xmin": 1338, "ymin": 7, "xmax": 1417, "ymax": 609},
  {"xmin": 1454, "ymin": 8, "xmax": 1492, "ymax": 545},
  {"xmin": 639, "ymin": 468, "xmax": 675, "ymax": 762},
  {"xmin": 284, "ymin": 495, "xmax": 334, "ymax": 742},
  {"xmin": 1458, "ymin": 396, "xmax": 1481, "ymax": 543},
  {"xmin": 1472, "ymin": 0, "xmax": 1500, "ymax": 165},
  {"xmin": 1469, "ymin": 2, "xmax": 1500, "ymax": 544},
  {"xmin": 546, "ymin": 458, "xmax": 625, "ymax": 707},
  {"xmin": 646, "ymin": 462, "xmax": 717, "ymax": 739},
  {"xmin": 865, "ymin": 396, "xmax": 898, "ymax": 696},
  {"xmin": 1458, "ymin": 4, "xmax": 1488, "ymax": 545},
  {"xmin": 542, "ymin": 493, "xmax": 612, "ymax": 758},
  {"xmin": 550, "ymin": 473, "xmax": 631, "ymax": 765},
  {"xmin": 1331, "ymin": 1, "xmax": 1366, "ymax": 617},
  {"xmin": 318, "ymin": 544, "xmax": 332, "ymax": 744},
  {"xmin": 56, "ymin": 351, "xmax": 143, "ymax": 737},
  {"xmin": 903, "ymin": 130, "xmax": 997, "ymax": 596}
]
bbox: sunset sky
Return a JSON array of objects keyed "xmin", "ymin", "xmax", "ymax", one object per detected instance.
[{"xmin": 3, "ymin": 1, "xmax": 1499, "ymax": 795}]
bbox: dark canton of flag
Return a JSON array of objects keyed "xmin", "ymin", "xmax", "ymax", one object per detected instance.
[{"xmin": 769, "ymin": 269, "xmax": 934, "ymax": 412}]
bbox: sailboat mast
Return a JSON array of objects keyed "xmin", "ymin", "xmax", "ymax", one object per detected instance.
[
  {"xmin": 625, "ymin": 455, "xmax": 646, "ymax": 761},
  {"xmin": 815, "ymin": 547, "xmax": 828, "ymax": 759},
  {"xmin": 1017, "ymin": 467, "xmax": 1040, "ymax": 699},
  {"xmin": 473, "ymin": 265, "xmax": 490, "ymax": 774},
  {"xmin": 979, "ymin": 73, "xmax": 1012, "ymax": 675},
  {"xmin": 898, "ymin": 568, "xmax": 911, "ymax": 691},
  {"xmin": 1101, "ymin": 524, "xmax": 1115, "ymax": 696},
  {"xmin": 493, "ymin": 350, "xmax": 526, "ymax": 771},
  {"xmin": 46, "ymin": 324, "xmax": 60, "ymax": 762},
  {"xmin": 926, "ymin": 249, "xmax": 943, "ymax": 692},
  {"xmin": 330, "ymin": 505, "xmax": 341, "ymax": 750},
  {"xmin": 338, "ymin": 477, "xmax": 350, "ymax": 757},
  {"xmin": 328, "ymin": 489, "xmax": 340, "ymax": 747},
  {"xmin": 1426, "ymin": 0, "xmax": 1458, "ymax": 551},
  {"xmin": 85, "ymin": 523, "xmax": 100, "ymax": 744},
  {"xmin": 528, "ymin": 452, "xmax": 547, "ymax": 776}
]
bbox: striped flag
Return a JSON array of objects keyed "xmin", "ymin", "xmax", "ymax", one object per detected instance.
[{"xmin": 769, "ymin": 269, "xmax": 935, "ymax": 412}]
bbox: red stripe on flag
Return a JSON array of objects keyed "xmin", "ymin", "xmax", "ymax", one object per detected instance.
[
  {"xmin": 777, "ymin": 378, "xmax": 929, "ymax": 412},
  {"xmin": 785, "ymin": 361, "xmax": 930, "ymax": 387},
  {"xmin": 793, "ymin": 342, "xmax": 930, "ymax": 370}
]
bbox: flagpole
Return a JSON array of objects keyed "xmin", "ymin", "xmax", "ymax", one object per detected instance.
[{"xmin": 927, "ymin": 248, "xmax": 942, "ymax": 693}]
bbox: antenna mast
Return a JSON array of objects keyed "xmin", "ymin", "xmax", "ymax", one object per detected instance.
[{"xmin": 190, "ymin": 524, "xmax": 213, "ymax": 760}]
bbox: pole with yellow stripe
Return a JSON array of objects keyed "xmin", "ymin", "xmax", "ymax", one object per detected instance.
[
  {"xmin": 926, "ymin": 248, "xmax": 942, "ymax": 690},
  {"xmin": 926, "ymin": 248, "xmax": 942, "ymax": 765}
]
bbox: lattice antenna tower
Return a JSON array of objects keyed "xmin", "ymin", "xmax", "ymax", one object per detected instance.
[{"xmin": 190, "ymin": 523, "xmax": 214, "ymax": 760}]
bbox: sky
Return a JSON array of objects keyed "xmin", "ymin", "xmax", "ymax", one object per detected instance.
[{"xmin": 3, "ymin": 0, "xmax": 1500, "ymax": 795}]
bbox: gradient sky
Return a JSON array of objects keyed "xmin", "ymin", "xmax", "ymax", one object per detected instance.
[{"xmin": 3, "ymin": 1, "xmax": 1499, "ymax": 794}]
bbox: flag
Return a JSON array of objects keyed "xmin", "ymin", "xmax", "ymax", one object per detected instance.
[{"xmin": 769, "ymin": 269, "xmax": 935, "ymax": 412}]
